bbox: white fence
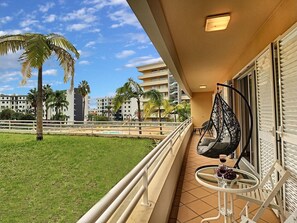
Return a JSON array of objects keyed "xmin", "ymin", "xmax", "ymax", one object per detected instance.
[
  {"xmin": 0, "ymin": 120, "xmax": 180, "ymax": 137},
  {"xmin": 77, "ymin": 118, "xmax": 192, "ymax": 222}
]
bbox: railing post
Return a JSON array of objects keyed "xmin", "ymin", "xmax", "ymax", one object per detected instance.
[
  {"xmin": 60, "ymin": 121, "xmax": 62, "ymax": 133},
  {"xmin": 142, "ymin": 165, "xmax": 149, "ymax": 206},
  {"xmin": 138, "ymin": 122, "xmax": 142, "ymax": 135},
  {"xmin": 128, "ymin": 121, "xmax": 131, "ymax": 135},
  {"xmin": 9, "ymin": 120, "xmax": 11, "ymax": 130}
]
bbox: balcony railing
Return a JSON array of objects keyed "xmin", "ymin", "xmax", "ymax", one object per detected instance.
[
  {"xmin": 77, "ymin": 118, "xmax": 192, "ymax": 222},
  {"xmin": 0, "ymin": 120, "xmax": 181, "ymax": 137}
]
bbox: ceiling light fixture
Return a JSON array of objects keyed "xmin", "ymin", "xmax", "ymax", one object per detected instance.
[
  {"xmin": 205, "ymin": 13, "xmax": 230, "ymax": 32},
  {"xmin": 199, "ymin": 85, "xmax": 207, "ymax": 89}
]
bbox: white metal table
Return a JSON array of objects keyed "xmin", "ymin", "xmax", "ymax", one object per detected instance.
[{"xmin": 195, "ymin": 166, "xmax": 259, "ymax": 223}]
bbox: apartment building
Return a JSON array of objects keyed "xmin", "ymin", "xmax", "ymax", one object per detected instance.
[
  {"xmin": 97, "ymin": 96, "xmax": 138, "ymax": 120},
  {"xmin": 0, "ymin": 94, "xmax": 31, "ymax": 113},
  {"xmin": 0, "ymin": 88, "xmax": 88, "ymax": 122},
  {"xmin": 137, "ymin": 62, "xmax": 190, "ymax": 105},
  {"xmin": 66, "ymin": 88, "xmax": 89, "ymax": 122}
]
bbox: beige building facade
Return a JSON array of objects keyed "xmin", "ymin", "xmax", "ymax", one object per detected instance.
[{"xmin": 137, "ymin": 62, "xmax": 189, "ymax": 104}]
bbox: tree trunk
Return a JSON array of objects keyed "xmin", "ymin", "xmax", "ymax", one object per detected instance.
[
  {"xmin": 36, "ymin": 67, "xmax": 43, "ymax": 141},
  {"xmin": 137, "ymin": 98, "xmax": 142, "ymax": 135},
  {"xmin": 159, "ymin": 107, "xmax": 163, "ymax": 135}
]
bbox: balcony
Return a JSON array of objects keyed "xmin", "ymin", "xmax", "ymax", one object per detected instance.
[
  {"xmin": 168, "ymin": 134, "xmax": 279, "ymax": 223},
  {"xmin": 78, "ymin": 121, "xmax": 281, "ymax": 222}
]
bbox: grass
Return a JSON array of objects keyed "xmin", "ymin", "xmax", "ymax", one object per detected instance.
[{"xmin": 0, "ymin": 133, "xmax": 154, "ymax": 223}]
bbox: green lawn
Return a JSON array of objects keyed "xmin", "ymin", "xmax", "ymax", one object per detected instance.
[{"xmin": 0, "ymin": 133, "xmax": 153, "ymax": 223}]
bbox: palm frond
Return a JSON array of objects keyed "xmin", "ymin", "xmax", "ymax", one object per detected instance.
[
  {"xmin": 47, "ymin": 33, "xmax": 80, "ymax": 59},
  {"xmin": 143, "ymin": 101, "xmax": 158, "ymax": 120},
  {"xmin": 21, "ymin": 60, "xmax": 32, "ymax": 85},
  {"xmin": 0, "ymin": 34, "xmax": 26, "ymax": 55},
  {"xmin": 51, "ymin": 45, "xmax": 76, "ymax": 90},
  {"xmin": 19, "ymin": 34, "xmax": 52, "ymax": 68}
]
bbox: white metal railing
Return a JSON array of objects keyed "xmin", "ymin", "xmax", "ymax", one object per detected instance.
[
  {"xmin": 0, "ymin": 120, "xmax": 180, "ymax": 136},
  {"xmin": 78, "ymin": 118, "xmax": 192, "ymax": 223}
]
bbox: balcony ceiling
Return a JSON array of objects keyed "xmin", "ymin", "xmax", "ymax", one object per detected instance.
[{"xmin": 128, "ymin": 0, "xmax": 284, "ymax": 96}]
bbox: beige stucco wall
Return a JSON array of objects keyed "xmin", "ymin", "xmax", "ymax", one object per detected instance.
[
  {"xmin": 223, "ymin": 0, "xmax": 297, "ymax": 82},
  {"xmin": 191, "ymin": 92, "xmax": 213, "ymax": 128}
]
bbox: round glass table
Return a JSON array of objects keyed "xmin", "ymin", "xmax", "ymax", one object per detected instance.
[{"xmin": 195, "ymin": 165, "xmax": 259, "ymax": 223}]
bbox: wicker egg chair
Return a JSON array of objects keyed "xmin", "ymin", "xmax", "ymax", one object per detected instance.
[{"xmin": 196, "ymin": 83, "xmax": 253, "ymax": 168}]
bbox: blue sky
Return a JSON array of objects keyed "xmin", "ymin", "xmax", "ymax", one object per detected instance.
[{"xmin": 0, "ymin": 0, "xmax": 161, "ymax": 107}]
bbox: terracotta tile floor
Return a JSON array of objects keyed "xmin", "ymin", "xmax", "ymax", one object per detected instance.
[{"xmin": 169, "ymin": 134, "xmax": 280, "ymax": 223}]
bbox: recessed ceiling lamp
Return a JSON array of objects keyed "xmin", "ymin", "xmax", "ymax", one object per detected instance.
[
  {"xmin": 200, "ymin": 85, "xmax": 207, "ymax": 89},
  {"xmin": 205, "ymin": 13, "xmax": 230, "ymax": 32}
]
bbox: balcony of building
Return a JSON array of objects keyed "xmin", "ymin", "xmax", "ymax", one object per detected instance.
[
  {"xmin": 138, "ymin": 70, "xmax": 169, "ymax": 80},
  {"xmin": 78, "ymin": 0, "xmax": 297, "ymax": 222}
]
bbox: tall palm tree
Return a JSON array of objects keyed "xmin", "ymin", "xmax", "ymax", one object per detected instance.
[
  {"xmin": 0, "ymin": 33, "xmax": 79, "ymax": 140},
  {"xmin": 49, "ymin": 90, "xmax": 69, "ymax": 120},
  {"xmin": 77, "ymin": 80, "xmax": 90, "ymax": 121},
  {"xmin": 27, "ymin": 88, "xmax": 38, "ymax": 117},
  {"xmin": 162, "ymin": 99, "xmax": 175, "ymax": 119},
  {"xmin": 113, "ymin": 78, "xmax": 144, "ymax": 134},
  {"xmin": 176, "ymin": 102, "xmax": 191, "ymax": 121},
  {"xmin": 113, "ymin": 78, "xmax": 144, "ymax": 121},
  {"xmin": 144, "ymin": 89, "xmax": 164, "ymax": 134},
  {"xmin": 106, "ymin": 105, "xmax": 112, "ymax": 121},
  {"xmin": 144, "ymin": 89, "xmax": 163, "ymax": 122},
  {"xmin": 43, "ymin": 84, "xmax": 53, "ymax": 120}
]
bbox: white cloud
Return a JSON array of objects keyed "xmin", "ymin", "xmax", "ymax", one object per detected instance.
[
  {"xmin": 19, "ymin": 19, "xmax": 39, "ymax": 28},
  {"xmin": 108, "ymin": 9, "xmax": 141, "ymax": 29},
  {"xmin": 125, "ymin": 56, "xmax": 162, "ymax": 68},
  {"xmin": 43, "ymin": 69, "xmax": 57, "ymax": 75},
  {"xmin": 85, "ymin": 41, "xmax": 96, "ymax": 47},
  {"xmin": 0, "ymin": 16, "xmax": 12, "ymax": 24},
  {"xmin": 83, "ymin": 0, "xmax": 128, "ymax": 9},
  {"xmin": 44, "ymin": 14, "xmax": 56, "ymax": 23},
  {"xmin": 79, "ymin": 60, "xmax": 90, "ymax": 65},
  {"xmin": 0, "ymin": 2, "xmax": 8, "ymax": 7},
  {"xmin": 0, "ymin": 51, "xmax": 22, "ymax": 70},
  {"xmin": 0, "ymin": 85, "xmax": 13, "ymax": 92},
  {"xmin": 67, "ymin": 23, "xmax": 90, "ymax": 31},
  {"xmin": 62, "ymin": 7, "xmax": 97, "ymax": 23},
  {"xmin": 90, "ymin": 28, "xmax": 100, "ymax": 33},
  {"xmin": 116, "ymin": 50, "xmax": 135, "ymax": 59},
  {"xmin": 128, "ymin": 33, "xmax": 150, "ymax": 44},
  {"xmin": 0, "ymin": 71, "xmax": 21, "ymax": 83},
  {"xmin": 0, "ymin": 29, "xmax": 23, "ymax": 36},
  {"xmin": 38, "ymin": 2, "xmax": 55, "ymax": 13}
]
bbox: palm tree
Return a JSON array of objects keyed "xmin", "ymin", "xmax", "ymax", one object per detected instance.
[
  {"xmin": 162, "ymin": 99, "xmax": 175, "ymax": 120},
  {"xmin": 106, "ymin": 105, "xmax": 112, "ymax": 121},
  {"xmin": 144, "ymin": 89, "xmax": 164, "ymax": 134},
  {"xmin": 113, "ymin": 78, "xmax": 144, "ymax": 134},
  {"xmin": 176, "ymin": 102, "xmax": 191, "ymax": 121},
  {"xmin": 49, "ymin": 90, "xmax": 69, "ymax": 120},
  {"xmin": 77, "ymin": 80, "xmax": 90, "ymax": 121},
  {"xmin": 43, "ymin": 84, "xmax": 53, "ymax": 120},
  {"xmin": 0, "ymin": 33, "xmax": 79, "ymax": 140},
  {"xmin": 144, "ymin": 89, "xmax": 163, "ymax": 122},
  {"xmin": 27, "ymin": 88, "xmax": 38, "ymax": 117}
]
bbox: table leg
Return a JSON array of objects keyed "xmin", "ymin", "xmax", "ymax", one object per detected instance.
[
  {"xmin": 200, "ymin": 191, "xmax": 235, "ymax": 223},
  {"xmin": 201, "ymin": 191, "xmax": 221, "ymax": 223}
]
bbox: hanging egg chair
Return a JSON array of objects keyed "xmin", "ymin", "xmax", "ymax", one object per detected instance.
[{"xmin": 196, "ymin": 83, "xmax": 253, "ymax": 169}]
